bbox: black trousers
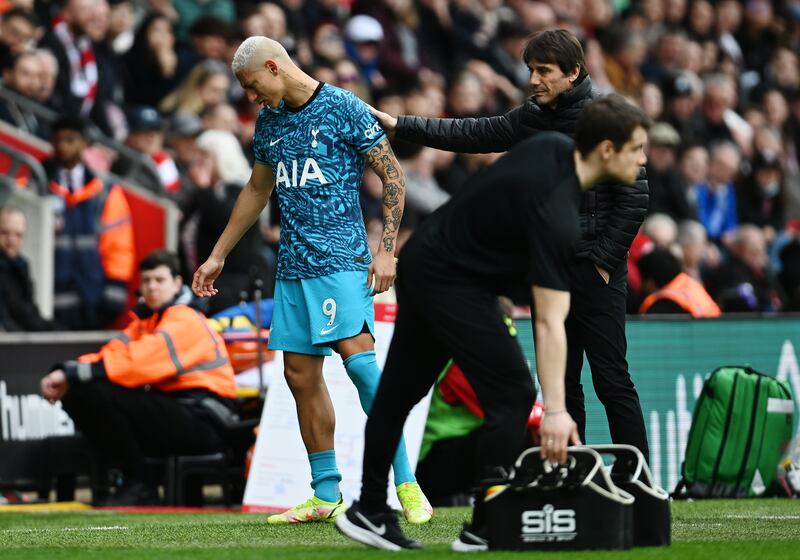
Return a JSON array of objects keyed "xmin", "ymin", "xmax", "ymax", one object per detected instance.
[
  {"xmin": 360, "ymin": 241, "xmax": 535, "ymax": 512},
  {"xmin": 565, "ymin": 259, "xmax": 649, "ymax": 459},
  {"xmin": 61, "ymin": 381, "xmax": 227, "ymax": 481}
]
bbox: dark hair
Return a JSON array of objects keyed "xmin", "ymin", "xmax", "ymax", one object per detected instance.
[
  {"xmin": 522, "ymin": 29, "xmax": 586, "ymax": 82},
  {"xmin": 637, "ymin": 248, "xmax": 682, "ymax": 288},
  {"xmin": 128, "ymin": 12, "xmax": 172, "ymax": 62},
  {"xmin": 2, "ymin": 7, "xmax": 40, "ymax": 27},
  {"xmin": 189, "ymin": 15, "xmax": 231, "ymax": 39},
  {"xmin": 52, "ymin": 115, "xmax": 90, "ymax": 137},
  {"xmin": 574, "ymin": 94, "xmax": 652, "ymax": 157},
  {"xmin": 139, "ymin": 250, "xmax": 181, "ymax": 277}
]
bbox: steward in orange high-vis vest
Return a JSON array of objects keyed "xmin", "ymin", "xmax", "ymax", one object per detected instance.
[
  {"xmin": 637, "ymin": 248, "xmax": 721, "ymax": 318},
  {"xmin": 639, "ymin": 271, "xmax": 721, "ymax": 317},
  {"xmin": 40, "ymin": 251, "xmax": 237, "ymax": 506},
  {"xmin": 45, "ymin": 116, "xmax": 135, "ymax": 330}
]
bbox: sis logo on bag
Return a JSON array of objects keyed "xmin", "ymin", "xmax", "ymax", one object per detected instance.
[{"xmin": 521, "ymin": 504, "xmax": 578, "ymax": 543}]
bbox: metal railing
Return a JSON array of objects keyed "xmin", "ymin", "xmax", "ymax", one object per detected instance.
[
  {"xmin": 0, "ymin": 83, "xmax": 163, "ymax": 193},
  {"xmin": 0, "ymin": 141, "xmax": 49, "ymax": 195}
]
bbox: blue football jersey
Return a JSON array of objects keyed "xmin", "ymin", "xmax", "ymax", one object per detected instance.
[{"xmin": 253, "ymin": 83, "xmax": 386, "ymax": 279}]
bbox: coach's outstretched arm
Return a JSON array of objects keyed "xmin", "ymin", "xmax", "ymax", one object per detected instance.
[
  {"xmin": 532, "ymin": 285, "xmax": 582, "ymax": 464},
  {"xmin": 192, "ymin": 162, "xmax": 276, "ymax": 297},
  {"xmin": 365, "ymin": 138, "xmax": 406, "ymax": 295}
]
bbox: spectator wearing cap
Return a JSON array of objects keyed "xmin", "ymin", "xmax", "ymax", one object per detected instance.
[
  {"xmin": 0, "ymin": 51, "xmax": 50, "ymax": 139},
  {"xmin": 163, "ymin": 111, "xmax": 203, "ymax": 276},
  {"xmin": 343, "ymin": 14, "xmax": 386, "ymax": 94},
  {"xmin": 695, "ymin": 141, "xmax": 741, "ymax": 243},
  {"xmin": 353, "ymin": 0, "xmax": 446, "ymax": 89},
  {"xmin": 43, "ymin": 116, "xmax": 134, "ymax": 330},
  {"xmin": 646, "ymin": 122, "xmax": 695, "ymax": 221},
  {"xmin": 737, "ymin": 153, "xmax": 785, "ymax": 241},
  {"xmin": 638, "ymin": 247, "xmax": 721, "ymax": 317},
  {"xmin": 167, "ymin": 111, "xmax": 202, "ymax": 178},
  {"xmin": 113, "ymin": 106, "xmax": 180, "ymax": 195},
  {"xmin": 122, "ymin": 12, "xmax": 180, "ymax": 108}
]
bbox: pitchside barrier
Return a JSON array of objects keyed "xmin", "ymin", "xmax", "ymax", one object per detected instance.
[
  {"xmin": 1, "ymin": 316, "xmax": 799, "ymax": 496},
  {"xmin": 515, "ymin": 315, "xmax": 800, "ymax": 493}
]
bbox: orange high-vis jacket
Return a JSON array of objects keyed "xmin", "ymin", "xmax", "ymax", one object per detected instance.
[
  {"xmin": 99, "ymin": 184, "xmax": 135, "ymax": 283},
  {"xmin": 73, "ymin": 301, "xmax": 236, "ymax": 398},
  {"xmin": 639, "ymin": 272, "xmax": 722, "ymax": 318},
  {"xmin": 49, "ymin": 177, "xmax": 135, "ymax": 283}
]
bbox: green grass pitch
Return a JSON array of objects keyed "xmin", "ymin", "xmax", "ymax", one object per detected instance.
[{"xmin": 1, "ymin": 500, "xmax": 798, "ymax": 559}]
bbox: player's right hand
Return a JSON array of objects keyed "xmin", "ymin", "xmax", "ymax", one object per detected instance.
[
  {"xmin": 539, "ymin": 410, "xmax": 581, "ymax": 464},
  {"xmin": 368, "ymin": 105, "xmax": 398, "ymax": 135},
  {"xmin": 192, "ymin": 257, "xmax": 224, "ymax": 297}
]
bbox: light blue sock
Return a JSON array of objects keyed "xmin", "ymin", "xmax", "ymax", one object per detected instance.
[
  {"xmin": 309, "ymin": 450, "xmax": 341, "ymax": 503},
  {"xmin": 343, "ymin": 351, "xmax": 417, "ymax": 485}
]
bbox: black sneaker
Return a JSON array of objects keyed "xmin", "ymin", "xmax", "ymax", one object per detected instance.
[
  {"xmin": 452, "ymin": 523, "xmax": 489, "ymax": 552},
  {"xmin": 335, "ymin": 501, "xmax": 422, "ymax": 551}
]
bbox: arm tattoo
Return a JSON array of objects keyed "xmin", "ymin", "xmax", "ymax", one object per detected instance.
[{"xmin": 366, "ymin": 139, "xmax": 406, "ymax": 254}]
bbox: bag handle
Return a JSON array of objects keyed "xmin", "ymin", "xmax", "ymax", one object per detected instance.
[
  {"xmin": 512, "ymin": 446, "xmax": 634, "ymax": 505},
  {"xmin": 589, "ymin": 444, "xmax": 669, "ymax": 501}
]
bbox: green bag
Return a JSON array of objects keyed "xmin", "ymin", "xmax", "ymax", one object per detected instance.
[{"xmin": 677, "ymin": 365, "xmax": 795, "ymax": 498}]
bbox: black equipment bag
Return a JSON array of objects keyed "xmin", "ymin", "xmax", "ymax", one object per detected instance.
[{"xmin": 483, "ymin": 447, "xmax": 634, "ymax": 551}]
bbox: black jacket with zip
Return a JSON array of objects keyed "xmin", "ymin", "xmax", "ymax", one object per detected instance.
[{"xmin": 394, "ymin": 76, "xmax": 648, "ymax": 273}]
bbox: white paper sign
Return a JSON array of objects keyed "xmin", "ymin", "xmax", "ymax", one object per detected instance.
[{"xmin": 243, "ymin": 306, "xmax": 431, "ymax": 511}]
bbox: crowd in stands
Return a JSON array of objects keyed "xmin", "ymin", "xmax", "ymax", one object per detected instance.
[{"xmin": 1, "ymin": 0, "xmax": 800, "ymax": 331}]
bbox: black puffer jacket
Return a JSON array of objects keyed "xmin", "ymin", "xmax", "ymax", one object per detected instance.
[{"xmin": 395, "ymin": 76, "xmax": 648, "ymax": 273}]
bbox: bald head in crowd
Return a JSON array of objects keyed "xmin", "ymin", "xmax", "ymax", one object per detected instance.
[
  {"xmin": 731, "ymin": 225, "xmax": 768, "ymax": 273},
  {"xmin": 643, "ymin": 213, "xmax": 678, "ymax": 249},
  {"xmin": 0, "ymin": 206, "xmax": 26, "ymax": 260}
]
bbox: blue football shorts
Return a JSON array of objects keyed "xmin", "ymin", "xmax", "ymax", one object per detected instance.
[{"xmin": 268, "ymin": 270, "xmax": 375, "ymax": 356}]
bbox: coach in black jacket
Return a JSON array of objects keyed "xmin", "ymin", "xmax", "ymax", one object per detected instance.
[{"xmin": 373, "ymin": 29, "xmax": 650, "ymax": 459}]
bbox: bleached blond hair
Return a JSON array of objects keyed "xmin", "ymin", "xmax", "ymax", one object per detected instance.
[{"xmin": 231, "ymin": 36, "xmax": 291, "ymax": 74}]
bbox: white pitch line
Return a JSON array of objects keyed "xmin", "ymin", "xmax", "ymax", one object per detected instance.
[
  {"xmin": 722, "ymin": 515, "xmax": 800, "ymax": 520},
  {"xmin": 63, "ymin": 525, "xmax": 129, "ymax": 531}
]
